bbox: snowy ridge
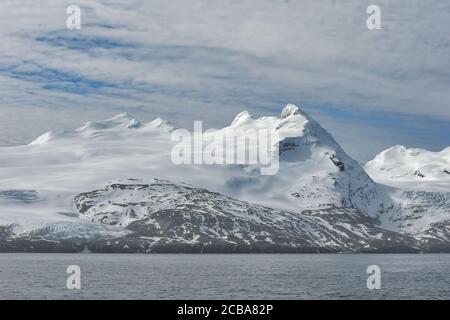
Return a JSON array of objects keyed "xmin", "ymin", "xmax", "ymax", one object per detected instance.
[
  {"xmin": 365, "ymin": 145, "xmax": 450, "ymax": 244},
  {"xmin": 213, "ymin": 104, "xmax": 389, "ymax": 217},
  {"xmin": 365, "ymin": 145, "xmax": 450, "ymax": 184},
  {"xmin": 0, "ymin": 104, "xmax": 448, "ymax": 252},
  {"xmin": 30, "ymin": 112, "xmax": 175, "ymax": 145}
]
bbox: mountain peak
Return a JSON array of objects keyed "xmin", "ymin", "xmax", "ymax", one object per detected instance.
[
  {"xmin": 110, "ymin": 112, "xmax": 134, "ymax": 120},
  {"xmin": 280, "ymin": 103, "xmax": 314, "ymax": 121},
  {"xmin": 281, "ymin": 104, "xmax": 300, "ymax": 119},
  {"xmin": 386, "ymin": 145, "xmax": 407, "ymax": 152},
  {"xmin": 365, "ymin": 145, "xmax": 450, "ymax": 183},
  {"xmin": 78, "ymin": 113, "xmax": 141, "ymax": 131},
  {"xmin": 29, "ymin": 113, "xmax": 157, "ymax": 145},
  {"xmin": 230, "ymin": 111, "xmax": 253, "ymax": 127},
  {"xmin": 145, "ymin": 117, "xmax": 175, "ymax": 131}
]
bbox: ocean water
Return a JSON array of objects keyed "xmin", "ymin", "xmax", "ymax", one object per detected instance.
[{"xmin": 0, "ymin": 254, "xmax": 449, "ymax": 299}]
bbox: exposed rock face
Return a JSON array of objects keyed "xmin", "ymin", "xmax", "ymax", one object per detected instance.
[{"xmin": 67, "ymin": 180, "xmax": 423, "ymax": 253}]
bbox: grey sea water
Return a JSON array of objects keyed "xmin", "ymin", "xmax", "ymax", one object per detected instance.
[{"xmin": 0, "ymin": 253, "xmax": 449, "ymax": 299}]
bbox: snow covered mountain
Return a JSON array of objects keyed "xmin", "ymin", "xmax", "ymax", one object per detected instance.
[
  {"xmin": 204, "ymin": 104, "xmax": 389, "ymax": 216},
  {"xmin": 70, "ymin": 179, "xmax": 419, "ymax": 253},
  {"xmin": 0, "ymin": 104, "xmax": 448, "ymax": 252},
  {"xmin": 364, "ymin": 146, "xmax": 450, "ymax": 250},
  {"xmin": 365, "ymin": 145, "xmax": 450, "ymax": 185}
]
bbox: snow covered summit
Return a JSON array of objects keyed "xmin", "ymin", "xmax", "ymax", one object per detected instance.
[
  {"xmin": 0, "ymin": 104, "xmax": 448, "ymax": 252},
  {"xmin": 365, "ymin": 145, "xmax": 450, "ymax": 184}
]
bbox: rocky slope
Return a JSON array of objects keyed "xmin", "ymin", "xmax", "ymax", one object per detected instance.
[
  {"xmin": 0, "ymin": 104, "xmax": 448, "ymax": 252},
  {"xmin": 68, "ymin": 179, "xmax": 419, "ymax": 253}
]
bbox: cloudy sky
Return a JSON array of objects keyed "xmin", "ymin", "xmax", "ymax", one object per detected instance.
[{"xmin": 0, "ymin": 0, "xmax": 449, "ymax": 161}]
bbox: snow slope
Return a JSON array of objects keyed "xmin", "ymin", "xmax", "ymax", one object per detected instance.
[
  {"xmin": 0, "ymin": 104, "xmax": 385, "ymax": 225},
  {"xmin": 207, "ymin": 104, "xmax": 388, "ymax": 216},
  {"xmin": 365, "ymin": 145, "xmax": 450, "ymax": 189},
  {"xmin": 0, "ymin": 104, "xmax": 448, "ymax": 252},
  {"xmin": 365, "ymin": 146, "xmax": 450, "ymax": 245}
]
